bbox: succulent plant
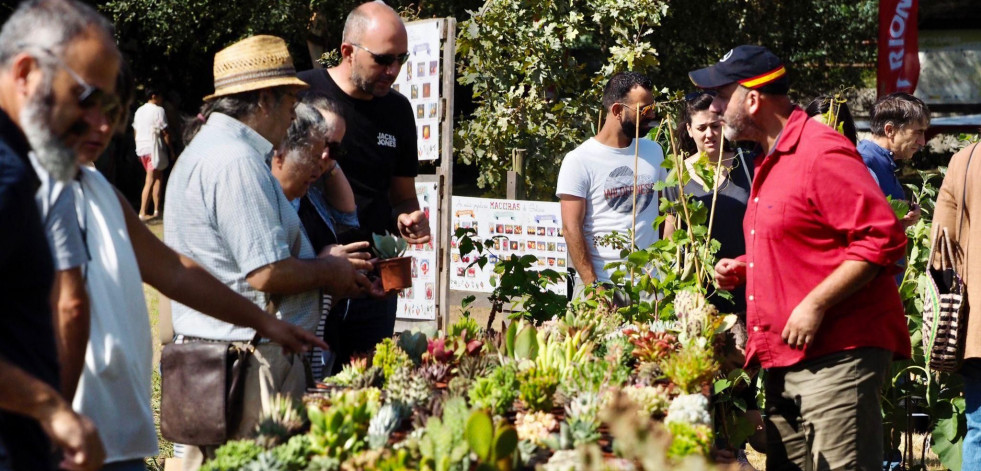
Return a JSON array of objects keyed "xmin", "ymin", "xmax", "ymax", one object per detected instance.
[
  {"xmin": 456, "ymin": 353, "xmax": 496, "ymax": 381},
  {"xmin": 241, "ymin": 451, "xmax": 287, "ymax": 471},
  {"xmin": 419, "ymin": 361, "xmax": 451, "ymax": 384},
  {"xmin": 396, "ymin": 330, "xmax": 428, "ymax": 365},
  {"xmin": 201, "ymin": 439, "xmax": 263, "ymax": 471},
  {"xmin": 269, "ymin": 434, "xmax": 311, "ymax": 471},
  {"xmin": 518, "ymin": 366, "xmax": 559, "ymax": 413},
  {"xmin": 514, "ymin": 411, "xmax": 559, "ymax": 446},
  {"xmin": 367, "ymin": 402, "xmax": 408, "ymax": 449},
  {"xmin": 255, "ymin": 394, "xmax": 307, "ymax": 449},
  {"xmin": 351, "ymin": 366, "xmax": 386, "ymax": 390},
  {"xmin": 622, "ymin": 324, "xmax": 679, "ymax": 364},
  {"xmin": 372, "ymin": 338, "xmax": 412, "ymax": 384},
  {"xmin": 385, "ymin": 366, "xmax": 432, "ymax": 409},
  {"xmin": 465, "ymin": 409, "xmax": 519, "ymax": 470},
  {"xmin": 673, "ymin": 289, "xmax": 719, "ymax": 340},
  {"xmin": 468, "ymin": 364, "xmax": 518, "ymax": 416},
  {"xmin": 372, "ymin": 231, "xmax": 408, "ymax": 259},
  {"xmin": 418, "ymin": 397, "xmax": 472, "ymax": 471},
  {"xmin": 447, "ymin": 376, "xmax": 473, "ymax": 398}
]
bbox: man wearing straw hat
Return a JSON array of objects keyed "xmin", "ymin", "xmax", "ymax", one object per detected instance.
[
  {"xmin": 164, "ymin": 35, "xmax": 373, "ymax": 468},
  {"xmin": 299, "ymin": 1, "xmax": 430, "ymax": 373},
  {"xmin": 556, "ymin": 71, "xmax": 665, "ymax": 303},
  {"xmin": 696, "ymin": 45, "xmax": 910, "ymax": 470}
]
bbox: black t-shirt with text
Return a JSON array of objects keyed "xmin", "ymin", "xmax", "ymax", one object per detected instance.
[{"xmin": 297, "ymin": 69, "xmax": 418, "ymax": 241}]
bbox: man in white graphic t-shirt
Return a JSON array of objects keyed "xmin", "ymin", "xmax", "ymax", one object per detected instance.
[{"xmin": 556, "ymin": 71, "xmax": 666, "ymax": 297}]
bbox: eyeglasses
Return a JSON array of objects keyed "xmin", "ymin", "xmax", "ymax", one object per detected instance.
[
  {"xmin": 36, "ymin": 48, "xmax": 121, "ymax": 117},
  {"xmin": 684, "ymin": 90, "xmax": 718, "ymax": 102},
  {"xmin": 618, "ymin": 102, "xmax": 657, "ymax": 119},
  {"xmin": 350, "ymin": 43, "xmax": 410, "ymax": 67},
  {"xmin": 325, "ymin": 141, "xmax": 346, "ymax": 159}
]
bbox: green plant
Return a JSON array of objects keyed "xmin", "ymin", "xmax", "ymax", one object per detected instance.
[
  {"xmin": 418, "ymin": 397, "xmax": 472, "ymax": 471},
  {"xmin": 324, "ymin": 357, "xmax": 368, "ymax": 386},
  {"xmin": 468, "ymin": 364, "xmax": 518, "ymax": 416},
  {"xmin": 465, "ymin": 409, "xmax": 519, "ymax": 470},
  {"xmin": 658, "ymin": 342, "xmax": 718, "ymax": 395},
  {"xmin": 368, "ymin": 403, "xmax": 409, "ymax": 450},
  {"xmin": 517, "ymin": 367, "xmax": 559, "ymax": 413},
  {"xmin": 397, "ymin": 330, "xmax": 428, "ymax": 366},
  {"xmin": 270, "ymin": 434, "xmax": 312, "ymax": 471},
  {"xmin": 372, "ymin": 338, "xmax": 412, "ymax": 383},
  {"xmin": 255, "ymin": 393, "xmax": 307, "ymax": 448},
  {"xmin": 201, "ymin": 439, "xmax": 263, "ymax": 471},
  {"xmin": 372, "ymin": 231, "xmax": 408, "ymax": 259},
  {"xmin": 666, "ymin": 421, "xmax": 713, "ymax": 461},
  {"xmin": 386, "ymin": 366, "xmax": 432, "ymax": 409},
  {"xmin": 306, "ymin": 389, "xmax": 380, "ymax": 462}
]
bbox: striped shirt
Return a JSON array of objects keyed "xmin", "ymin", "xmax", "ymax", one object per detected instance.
[{"xmin": 163, "ymin": 112, "xmax": 319, "ymax": 341}]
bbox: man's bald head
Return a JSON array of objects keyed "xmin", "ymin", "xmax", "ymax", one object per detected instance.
[{"xmin": 342, "ymin": 1, "xmax": 406, "ymax": 45}]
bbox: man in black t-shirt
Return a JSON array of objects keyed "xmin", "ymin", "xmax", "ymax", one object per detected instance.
[{"xmin": 299, "ymin": 1, "xmax": 430, "ymax": 373}]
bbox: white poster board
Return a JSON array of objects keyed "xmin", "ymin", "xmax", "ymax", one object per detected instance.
[
  {"xmin": 396, "ymin": 182, "xmax": 439, "ymax": 320},
  {"xmin": 392, "ymin": 19, "xmax": 441, "ymax": 161},
  {"xmin": 449, "ymin": 197, "xmax": 568, "ymax": 295}
]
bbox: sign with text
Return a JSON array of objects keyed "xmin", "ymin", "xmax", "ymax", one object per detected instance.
[
  {"xmin": 449, "ymin": 197, "xmax": 568, "ymax": 295},
  {"xmin": 877, "ymin": 0, "xmax": 920, "ymax": 97},
  {"xmin": 392, "ymin": 19, "xmax": 441, "ymax": 161},
  {"xmin": 395, "ymin": 182, "xmax": 439, "ymax": 320}
]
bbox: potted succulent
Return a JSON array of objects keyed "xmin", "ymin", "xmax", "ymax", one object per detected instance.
[{"xmin": 372, "ymin": 231, "xmax": 412, "ymax": 291}]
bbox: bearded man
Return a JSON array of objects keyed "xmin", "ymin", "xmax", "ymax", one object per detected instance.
[
  {"xmin": 0, "ymin": 0, "xmax": 116, "ymax": 469},
  {"xmin": 556, "ymin": 71, "xmax": 666, "ymax": 301},
  {"xmin": 298, "ymin": 1, "xmax": 430, "ymax": 373}
]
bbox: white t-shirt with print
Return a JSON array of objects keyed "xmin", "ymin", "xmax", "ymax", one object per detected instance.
[
  {"xmin": 556, "ymin": 137, "xmax": 666, "ymax": 282},
  {"xmin": 132, "ymin": 102, "xmax": 167, "ymax": 156}
]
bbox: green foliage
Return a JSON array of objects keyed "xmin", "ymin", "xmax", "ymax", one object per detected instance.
[
  {"xmin": 372, "ymin": 338, "xmax": 412, "ymax": 383},
  {"xmin": 666, "ymin": 421, "xmax": 713, "ymax": 461},
  {"xmin": 518, "ymin": 367, "xmax": 559, "ymax": 412},
  {"xmin": 419, "ymin": 397, "xmax": 472, "ymax": 471},
  {"xmin": 372, "ymin": 231, "xmax": 409, "ymax": 259},
  {"xmin": 658, "ymin": 342, "xmax": 718, "ymax": 395},
  {"xmin": 465, "ymin": 409, "xmax": 519, "ymax": 470},
  {"xmin": 256, "ymin": 394, "xmax": 307, "ymax": 449},
  {"xmin": 306, "ymin": 389, "xmax": 380, "ymax": 462},
  {"xmin": 270, "ymin": 434, "xmax": 312, "ymax": 471},
  {"xmin": 201, "ymin": 439, "xmax": 264, "ymax": 471},
  {"xmin": 468, "ymin": 364, "xmax": 519, "ymax": 415},
  {"xmin": 397, "ymin": 330, "xmax": 429, "ymax": 366},
  {"xmin": 449, "ymin": 314, "xmax": 481, "ymax": 340}
]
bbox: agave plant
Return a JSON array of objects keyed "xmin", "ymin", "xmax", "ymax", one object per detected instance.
[{"xmin": 255, "ymin": 394, "xmax": 307, "ymax": 449}]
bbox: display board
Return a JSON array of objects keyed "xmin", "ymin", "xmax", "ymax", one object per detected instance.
[
  {"xmin": 396, "ymin": 182, "xmax": 439, "ymax": 320},
  {"xmin": 915, "ymin": 30, "xmax": 981, "ymax": 105},
  {"xmin": 449, "ymin": 197, "xmax": 568, "ymax": 295},
  {"xmin": 392, "ymin": 19, "xmax": 442, "ymax": 161}
]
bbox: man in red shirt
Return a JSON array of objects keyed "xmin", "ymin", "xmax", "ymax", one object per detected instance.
[{"xmin": 690, "ymin": 45, "xmax": 911, "ymax": 470}]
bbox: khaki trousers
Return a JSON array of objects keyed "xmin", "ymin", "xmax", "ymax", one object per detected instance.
[
  {"xmin": 764, "ymin": 347, "xmax": 891, "ymax": 471},
  {"xmin": 181, "ymin": 343, "xmax": 307, "ymax": 471}
]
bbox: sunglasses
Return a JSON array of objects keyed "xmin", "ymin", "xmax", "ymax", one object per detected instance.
[
  {"xmin": 351, "ymin": 43, "xmax": 410, "ymax": 67},
  {"xmin": 36, "ymin": 48, "xmax": 121, "ymax": 118},
  {"xmin": 618, "ymin": 102, "xmax": 657, "ymax": 119},
  {"xmin": 684, "ymin": 90, "xmax": 718, "ymax": 102}
]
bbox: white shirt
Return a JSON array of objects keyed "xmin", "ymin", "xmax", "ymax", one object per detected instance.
[
  {"xmin": 71, "ymin": 166, "xmax": 158, "ymax": 462},
  {"xmin": 132, "ymin": 102, "xmax": 167, "ymax": 156},
  {"xmin": 556, "ymin": 137, "xmax": 667, "ymax": 282}
]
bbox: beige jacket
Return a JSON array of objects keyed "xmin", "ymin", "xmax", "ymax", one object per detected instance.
[{"xmin": 931, "ymin": 142, "xmax": 981, "ymax": 360}]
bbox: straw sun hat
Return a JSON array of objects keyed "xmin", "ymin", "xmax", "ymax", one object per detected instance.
[{"xmin": 204, "ymin": 35, "xmax": 309, "ymax": 101}]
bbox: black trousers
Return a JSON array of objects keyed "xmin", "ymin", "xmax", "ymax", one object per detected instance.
[{"xmin": 323, "ymin": 295, "xmax": 398, "ymax": 375}]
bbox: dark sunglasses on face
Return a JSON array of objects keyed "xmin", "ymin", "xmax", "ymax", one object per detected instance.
[
  {"xmin": 36, "ymin": 47, "xmax": 122, "ymax": 118},
  {"xmin": 351, "ymin": 43, "xmax": 410, "ymax": 67}
]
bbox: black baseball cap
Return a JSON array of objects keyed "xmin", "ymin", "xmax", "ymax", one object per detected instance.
[{"xmin": 688, "ymin": 45, "xmax": 789, "ymax": 94}]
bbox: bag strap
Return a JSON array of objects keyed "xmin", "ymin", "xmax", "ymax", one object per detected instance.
[{"xmin": 957, "ymin": 143, "xmax": 978, "ymax": 238}]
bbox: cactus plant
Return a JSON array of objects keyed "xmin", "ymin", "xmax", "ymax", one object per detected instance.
[
  {"xmin": 465, "ymin": 409, "xmax": 519, "ymax": 470},
  {"xmin": 372, "ymin": 338, "xmax": 412, "ymax": 384},
  {"xmin": 517, "ymin": 367, "xmax": 559, "ymax": 413},
  {"xmin": 386, "ymin": 366, "xmax": 432, "ymax": 409},
  {"xmin": 397, "ymin": 330, "xmax": 428, "ymax": 366}
]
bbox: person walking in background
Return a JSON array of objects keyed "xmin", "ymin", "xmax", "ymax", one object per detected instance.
[
  {"xmin": 857, "ymin": 92, "xmax": 930, "ymax": 229},
  {"xmin": 694, "ymin": 45, "xmax": 911, "ymax": 470},
  {"xmin": 555, "ymin": 71, "xmax": 666, "ymax": 305},
  {"xmin": 132, "ymin": 87, "xmax": 172, "ymax": 220},
  {"xmin": 298, "ymin": 1, "xmax": 431, "ymax": 374},
  {"xmin": 929, "ymin": 140, "xmax": 981, "ymax": 467}
]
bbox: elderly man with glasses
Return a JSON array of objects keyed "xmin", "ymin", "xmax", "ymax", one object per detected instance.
[
  {"xmin": 555, "ymin": 71, "xmax": 667, "ymax": 305},
  {"xmin": 298, "ymin": 1, "xmax": 430, "ymax": 374}
]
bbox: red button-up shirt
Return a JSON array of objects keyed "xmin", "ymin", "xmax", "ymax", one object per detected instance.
[{"xmin": 741, "ymin": 107, "xmax": 912, "ymax": 369}]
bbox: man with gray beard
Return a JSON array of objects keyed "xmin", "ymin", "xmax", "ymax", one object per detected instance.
[{"xmin": 0, "ymin": 0, "xmax": 115, "ymax": 469}]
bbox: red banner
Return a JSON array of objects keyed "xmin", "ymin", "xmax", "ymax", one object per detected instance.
[{"xmin": 877, "ymin": 0, "xmax": 919, "ymax": 98}]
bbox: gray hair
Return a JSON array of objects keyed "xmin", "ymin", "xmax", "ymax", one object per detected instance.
[
  {"xmin": 279, "ymin": 101, "xmax": 328, "ymax": 164},
  {"xmin": 870, "ymin": 92, "xmax": 931, "ymax": 136},
  {"xmin": 184, "ymin": 87, "xmax": 292, "ymax": 145},
  {"xmin": 302, "ymin": 93, "xmax": 345, "ymax": 136},
  {"xmin": 0, "ymin": 0, "xmax": 116, "ymax": 66}
]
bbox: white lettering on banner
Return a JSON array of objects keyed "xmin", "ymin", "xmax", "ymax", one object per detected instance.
[
  {"xmin": 886, "ymin": 0, "xmax": 914, "ymax": 90},
  {"xmin": 377, "ymin": 133, "xmax": 397, "ymax": 148}
]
